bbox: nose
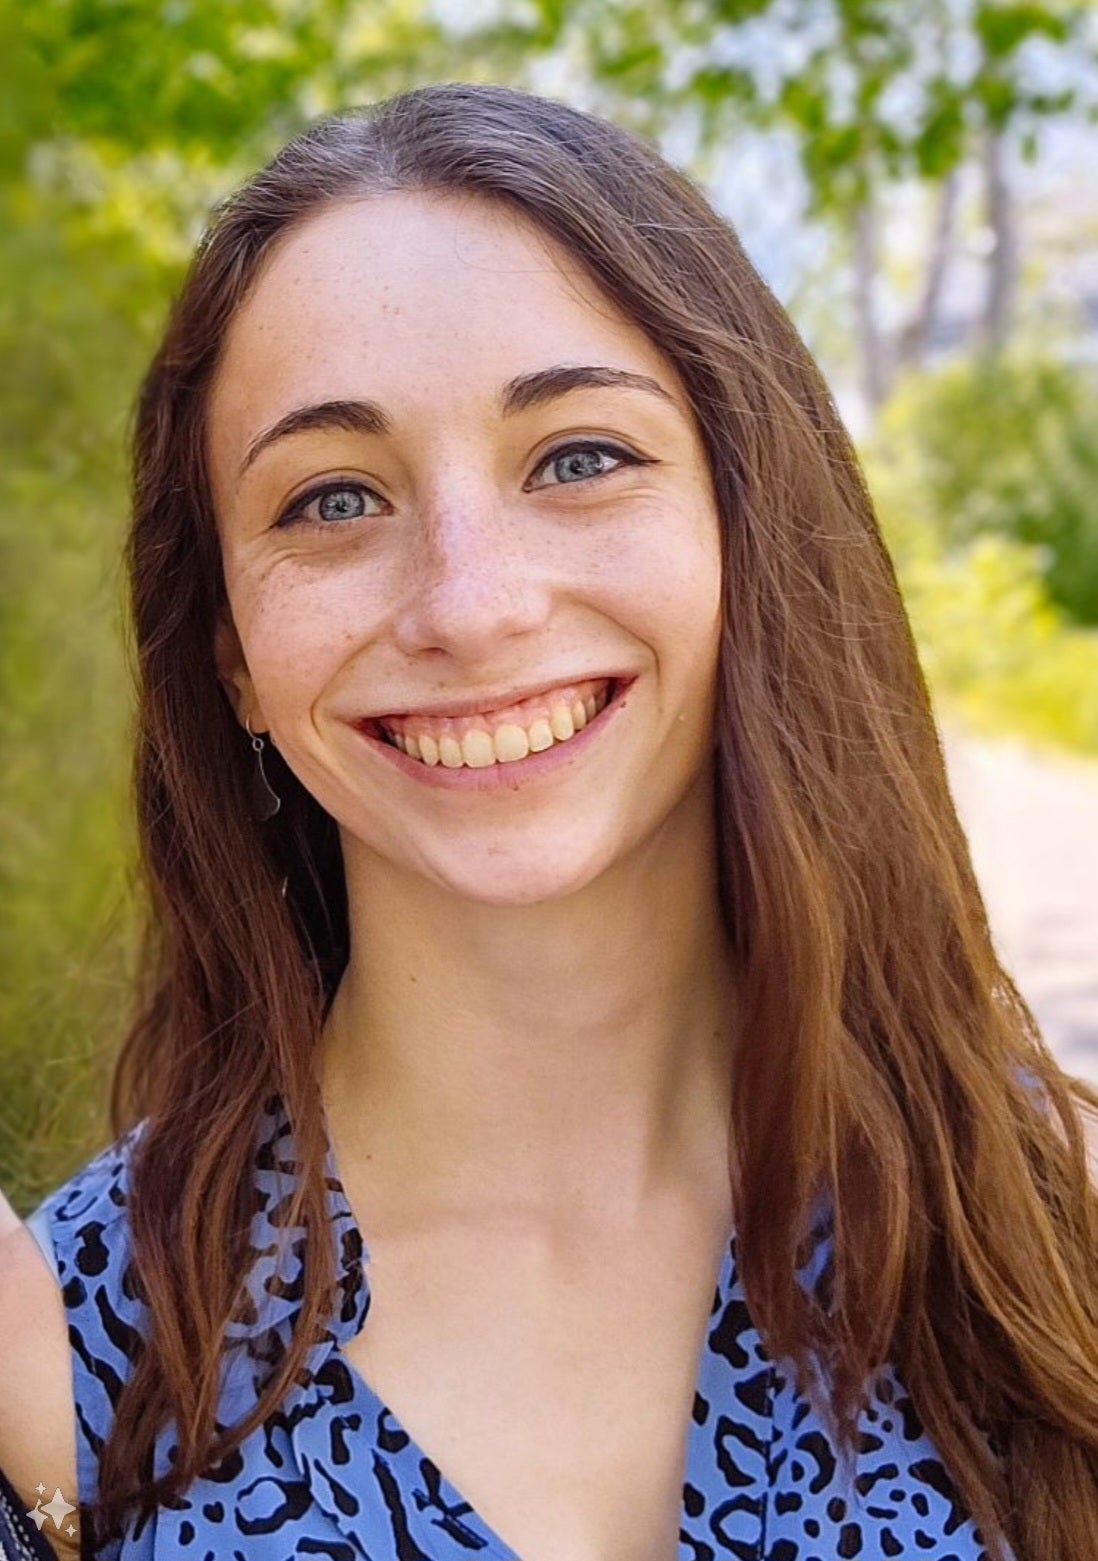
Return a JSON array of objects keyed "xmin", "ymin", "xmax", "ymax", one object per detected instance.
[{"xmin": 390, "ymin": 478, "xmax": 552, "ymax": 661}]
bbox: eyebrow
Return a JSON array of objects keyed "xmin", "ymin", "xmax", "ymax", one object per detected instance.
[{"xmin": 236, "ymin": 364, "xmax": 678, "ymax": 481}]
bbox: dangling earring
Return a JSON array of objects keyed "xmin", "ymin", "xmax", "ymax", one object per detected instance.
[{"xmin": 245, "ymin": 715, "xmax": 282, "ymax": 821}]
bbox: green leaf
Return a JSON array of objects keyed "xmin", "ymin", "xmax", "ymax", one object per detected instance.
[
  {"xmin": 975, "ymin": 2, "xmax": 1070, "ymax": 61},
  {"xmin": 914, "ymin": 78, "xmax": 967, "ymax": 178}
]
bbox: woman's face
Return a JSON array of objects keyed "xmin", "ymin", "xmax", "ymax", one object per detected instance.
[{"xmin": 208, "ymin": 191, "xmax": 725, "ymax": 906}]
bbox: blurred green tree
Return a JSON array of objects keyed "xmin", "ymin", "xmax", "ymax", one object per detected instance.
[
  {"xmin": 878, "ymin": 356, "xmax": 1098, "ymax": 626},
  {"xmin": 473, "ymin": 0, "xmax": 1096, "ymax": 409}
]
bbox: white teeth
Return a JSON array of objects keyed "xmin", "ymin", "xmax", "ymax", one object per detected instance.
[
  {"xmin": 493, "ymin": 723, "xmax": 530, "ymax": 763},
  {"xmin": 461, "ymin": 729, "xmax": 496, "ymax": 768},
  {"xmin": 527, "ymin": 718, "xmax": 554, "ymax": 752},
  {"xmin": 382, "ymin": 681, "xmax": 618, "ymax": 767},
  {"xmin": 550, "ymin": 703, "xmax": 575, "ymax": 742}
]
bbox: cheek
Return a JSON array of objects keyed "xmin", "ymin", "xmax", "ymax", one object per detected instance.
[
  {"xmin": 609, "ymin": 512, "xmax": 723, "ymax": 669},
  {"xmin": 232, "ymin": 566, "xmax": 385, "ymax": 716}
]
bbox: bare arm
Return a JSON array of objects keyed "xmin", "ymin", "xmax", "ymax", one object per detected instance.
[
  {"xmin": 0, "ymin": 1223, "xmax": 81, "ymax": 1559},
  {"xmin": 0, "ymin": 1185, "xmax": 21, "ymax": 1242}
]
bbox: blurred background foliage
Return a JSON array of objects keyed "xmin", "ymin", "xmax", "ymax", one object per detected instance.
[
  {"xmin": 876, "ymin": 355, "xmax": 1098, "ymax": 624},
  {"xmin": 2, "ymin": 0, "xmax": 1097, "ymax": 1210}
]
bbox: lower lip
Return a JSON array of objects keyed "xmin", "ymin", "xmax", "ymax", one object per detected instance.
[{"xmin": 350, "ymin": 679, "xmax": 636, "ymax": 792}]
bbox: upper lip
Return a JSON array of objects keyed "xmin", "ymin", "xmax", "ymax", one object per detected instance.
[{"xmin": 357, "ymin": 673, "xmax": 634, "ymax": 723}]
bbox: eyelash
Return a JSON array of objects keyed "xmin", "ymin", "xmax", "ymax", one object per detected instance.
[{"xmin": 273, "ymin": 439, "xmax": 647, "ymax": 530}]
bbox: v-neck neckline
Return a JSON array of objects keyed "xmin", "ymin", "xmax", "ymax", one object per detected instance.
[
  {"xmin": 328, "ymin": 1233, "xmax": 749, "ymax": 1561},
  {"xmin": 293, "ymin": 1094, "xmax": 775, "ymax": 1561}
]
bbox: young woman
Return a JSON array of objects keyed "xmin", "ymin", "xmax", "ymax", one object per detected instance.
[{"xmin": 1, "ymin": 81, "xmax": 1095, "ymax": 1561}]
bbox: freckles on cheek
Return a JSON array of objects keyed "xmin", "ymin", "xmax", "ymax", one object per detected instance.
[
  {"xmin": 243, "ymin": 568, "xmax": 384, "ymax": 720},
  {"xmin": 243, "ymin": 585, "xmax": 344, "ymax": 701}
]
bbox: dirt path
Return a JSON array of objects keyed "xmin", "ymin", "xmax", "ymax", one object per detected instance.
[{"xmin": 941, "ymin": 720, "xmax": 1098, "ymax": 1089}]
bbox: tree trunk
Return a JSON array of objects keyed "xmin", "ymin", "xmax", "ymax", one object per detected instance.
[
  {"xmin": 853, "ymin": 193, "xmax": 889, "ymax": 416},
  {"xmin": 897, "ymin": 167, "xmax": 960, "ymax": 370},
  {"xmin": 978, "ymin": 129, "xmax": 1018, "ymax": 355}
]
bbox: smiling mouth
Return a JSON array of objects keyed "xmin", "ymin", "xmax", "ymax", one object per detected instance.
[{"xmin": 361, "ymin": 678, "xmax": 626, "ymax": 769}]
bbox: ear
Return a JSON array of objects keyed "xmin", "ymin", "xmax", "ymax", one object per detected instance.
[{"xmin": 213, "ymin": 611, "xmax": 262, "ymax": 729}]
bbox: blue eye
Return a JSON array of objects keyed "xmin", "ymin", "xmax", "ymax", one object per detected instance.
[
  {"xmin": 274, "ymin": 440, "xmax": 646, "ymax": 529},
  {"xmin": 528, "ymin": 440, "xmax": 641, "ymax": 489},
  {"xmin": 275, "ymin": 480, "xmax": 382, "ymax": 529}
]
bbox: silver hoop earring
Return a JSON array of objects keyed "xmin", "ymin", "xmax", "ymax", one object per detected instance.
[{"xmin": 245, "ymin": 715, "xmax": 282, "ymax": 821}]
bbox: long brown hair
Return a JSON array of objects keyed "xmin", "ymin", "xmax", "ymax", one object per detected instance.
[{"xmin": 99, "ymin": 81, "xmax": 1098, "ymax": 1556}]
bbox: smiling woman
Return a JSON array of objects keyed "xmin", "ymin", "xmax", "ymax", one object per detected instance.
[{"xmin": 2, "ymin": 81, "xmax": 1097, "ymax": 1561}]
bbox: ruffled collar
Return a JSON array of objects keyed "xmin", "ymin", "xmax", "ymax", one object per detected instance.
[
  {"xmin": 210, "ymin": 1091, "xmax": 371, "ymax": 1443},
  {"xmin": 221, "ymin": 1091, "xmax": 833, "ymax": 1357}
]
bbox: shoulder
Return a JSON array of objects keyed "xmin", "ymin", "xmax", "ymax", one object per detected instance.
[
  {"xmin": 29, "ymin": 1124, "xmax": 149, "ymax": 1354},
  {"xmin": 0, "ymin": 1125, "xmax": 149, "ymax": 1556},
  {"xmin": 41, "ymin": 1121, "xmax": 147, "ymax": 1242}
]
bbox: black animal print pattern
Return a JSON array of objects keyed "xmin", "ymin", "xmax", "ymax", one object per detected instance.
[{"xmin": 26, "ymin": 1097, "xmax": 1007, "ymax": 1559}]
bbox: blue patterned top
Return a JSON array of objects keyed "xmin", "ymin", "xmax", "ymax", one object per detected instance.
[{"xmin": 24, "ymin": 1094, "xmax": 1003, "ymax": 1560}]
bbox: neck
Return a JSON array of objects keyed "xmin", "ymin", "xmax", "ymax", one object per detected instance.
[{"xmin": 316, "ymin": 773, "xmax": 740, "ymax": 1234}]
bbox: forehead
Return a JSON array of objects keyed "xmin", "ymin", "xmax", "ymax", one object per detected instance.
[{"xmin": 206, "ymin": 191, "xmax": 678, "ymax": 453}]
